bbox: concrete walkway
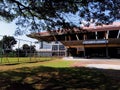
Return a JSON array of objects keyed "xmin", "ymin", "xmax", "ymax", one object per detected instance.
[
  {"xmin": 63, "ymin": 57, "xmax": 120, "ymax": 70},
  {"xmin": 86, "ymin": 64, "xmax": 120, "ymax": 70}
]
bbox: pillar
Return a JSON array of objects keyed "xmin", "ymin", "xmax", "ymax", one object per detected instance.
[{"xmin": 105, "ymin": 41, "xmax": 109, "ymax": 58}]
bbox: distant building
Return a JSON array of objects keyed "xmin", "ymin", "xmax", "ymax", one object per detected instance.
[{"xmin": 37, "ymin": 41, "xmax": 66, "ymax": 57}]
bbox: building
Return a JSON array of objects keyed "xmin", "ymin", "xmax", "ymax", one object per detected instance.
[
  {"xmin": 37, "ymin": 41, "xmax": 66, "ymax": 57},
  {"xmin": 28, "ymin": 22, "xmax": 120, "ymax": 58}
]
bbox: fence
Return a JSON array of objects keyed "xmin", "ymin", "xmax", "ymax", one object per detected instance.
[
  {"xmin": 0, "ymin": 35, "xmax": 42, "ymax": 64},
  {"xmin": 0, "ymin": 35, "xmax": 67, "ymax": 64}
]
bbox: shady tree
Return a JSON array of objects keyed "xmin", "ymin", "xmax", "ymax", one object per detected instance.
[
  {"xmin": 0, "ymin": 0, "xmax": 120, "ymax": 34},
  {"xmin": 22, "ymin": 44, "xmax": 36, "ymax": 57},
  {"xmin": 0, "ymin": 35, "xmax": 17, "ymax": 57}
]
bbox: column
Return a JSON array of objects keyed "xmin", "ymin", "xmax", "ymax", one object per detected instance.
[
  {"xmin": 95, "ymin": 32, "xmax": 98, "ymax": 39},
  {"xmin": 105, "ymin": 40, "xmax": 109, "ymax": 58},
  {"xmin": 76, "ymin": 34, "xmax": 79, "ymax": 40},
  {"xmin": 83, "ymin": 44, "xmax": 86, "ymax": 58},
  {"xmin": 117, "ymin": 30, "xmax": 120, "ymax": 38}
]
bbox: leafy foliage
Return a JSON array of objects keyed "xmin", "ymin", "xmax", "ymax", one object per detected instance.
[
  {"xmin": 0, "ymin": 0, "xmax": 120, "ymax": 34},
  {"xmin": 16, "ymin": 44, "xmax": 36, "ymax": 57},
  {"xmin": 0, "ymin": 35, "xmax": 17, "ymax": 51}
]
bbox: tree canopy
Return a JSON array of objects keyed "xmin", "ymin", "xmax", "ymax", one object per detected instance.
[
  {"xmin": 0, "ymin": 35, "xmax": 17, "ymax": 52},
  {"xmin": 0, "ymin": 0, "xmax": 120, "ymax": 35},
  {"xmin": 16, "ymin": 44, "xmax": 36, "ymax": 57}
]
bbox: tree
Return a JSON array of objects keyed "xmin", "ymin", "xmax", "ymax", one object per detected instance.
[
  {"xmin": 15, "ymin": 44, "xmax": 36, "ymax": 57},
  {"xmin": 0, "ymin": 36, "xmax": 17, "ymax": 52},
  {"xmin": 0, "ymin": 36, "xmax": 17, "ymax": 58},
  {"xmin": 22, "ymin": 44, "xmax": 30, "ymax": 56},
  {"xmin": 16, "ymin": 44, "xmax": 36, "ymax": 57},
  {"xmin": 15, "ymin": 48, "xmax": 25, "ymax": 57},
  {"xmin": 0, "ymin": 0, "xmax": 120, "ymax": 34},
  {"xmin": 29, "ymin": 45, "xmax": 36, "ymax": 53}
]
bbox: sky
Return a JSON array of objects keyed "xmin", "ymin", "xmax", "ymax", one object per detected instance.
[
  {"xmin": 0, "ymin": 21, "xmax": 40, "ymax": 50},
  {"xmin": 0, "ymin": 21, "xmax": 35, "ymax": 40}
]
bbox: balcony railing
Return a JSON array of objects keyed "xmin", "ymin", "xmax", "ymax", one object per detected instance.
[{"xmin": 61, "ymin": 38, "xmax": 120, "ymax": 47}]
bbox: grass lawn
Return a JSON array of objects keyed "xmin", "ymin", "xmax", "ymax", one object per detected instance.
[
  {"xmin": 0, "ymin": 58, "xmax": 73, "ymax": 71},
  {"xmin": 0, "ymin": 57, "xmax": 55, "ymax": 64},
  {"xmin": 0, "ymin": 57, "xmax": 120, "ymax": 90}
]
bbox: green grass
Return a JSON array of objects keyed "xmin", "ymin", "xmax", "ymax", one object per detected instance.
[
  {"xmin": 0, "ymin": 58, "xmax": 74, "ymax": 71},
  {"xmin": 42, "ymin": 60, "xmax": 73, "ymax": 67},
  {"xmin": 0, "ymin": 57, "xmax": 55, "ymax": 64},
  {"xmin": 0, "ymin": 58, "xmax": 119, "ymax": 90}
]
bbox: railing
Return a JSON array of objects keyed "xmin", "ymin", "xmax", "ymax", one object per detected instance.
[
  {"xmin": 108, "ymin": 38, "xmax": 120, "ymax": 44},
  {"xmin": 61, "ymin": 38, "xmax": 120, "ymax": 47}
]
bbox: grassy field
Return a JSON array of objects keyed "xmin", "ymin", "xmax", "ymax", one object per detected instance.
[
  {"xmin": 0, "ymin": 57, "xmax": 55, "ymax": 64},
  {"xmin": 0, "ymin": 57, "xmax": 73, "ymax": 71},
  {"xmin": 0, "ymin": 57, "xmax": 120, "ymax": 90}
]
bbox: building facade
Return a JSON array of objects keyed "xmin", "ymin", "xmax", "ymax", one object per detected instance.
[
  {"xmin": 37, "ymin": 41, "xmax": 66, "ymax": 57},
  {"xmin": 28, "ymin": 23, "xmax": 120, "ymax": 58}
]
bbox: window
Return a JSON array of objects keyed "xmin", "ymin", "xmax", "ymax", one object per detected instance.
[
  {"xmin": 55, "ymin": 41, "xmax": 58, "ymax": 44},
  {"xmin": 109, "ymin": 30, "xmax": 119, "ymax": 38},
  {"xmin": 59, "ymin": 45, "xmax": 65, "ymax": 50},
  {"xmin": 59, "ymin": 52, "xmax": 65, "ymax": 56},
  {"xmin": 52, "ymin": 45, "xmax": 58, "ymax": 50},
  {"xmin": 97, "ymin": 31, "xmax": 106, "ymax": 39},
  {"xmin": 43, "ymin": 44, "xmax": 51, "ymax": 49}
]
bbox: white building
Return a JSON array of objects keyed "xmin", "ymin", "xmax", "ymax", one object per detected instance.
[{"xmin": 37, "ymin": 41, "xmax": 66, "ymax": 57}]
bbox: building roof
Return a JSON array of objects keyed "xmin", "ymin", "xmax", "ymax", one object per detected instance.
[
  {"xmin": 82, "ymin": 22, "xmax": 120, "ymax": 32},
  {"xmin": 27, "ymin": 22, "xmax": 120, "ymax": 41}
]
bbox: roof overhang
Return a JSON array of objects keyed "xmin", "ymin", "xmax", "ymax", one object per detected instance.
[{"xmin": 27, "ymin": 23, "xmax": 120, "ymax": 41}]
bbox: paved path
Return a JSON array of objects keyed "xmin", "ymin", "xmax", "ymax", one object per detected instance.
[{"xmin": 63, "ymin": 57, "xmax": 120, "ymax": 70}]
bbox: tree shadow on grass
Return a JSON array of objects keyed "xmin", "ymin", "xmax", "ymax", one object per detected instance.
[
  {"xmin": 26, "ymin": 59, "xmax": 53, "ymax": 63},
  {"xmin": 0, "ymin": 66, "xmax": 120, "ymax": 90},
  {"xmin": 2, "ymin": 63, "xmax": 21, "ymax": 66}
]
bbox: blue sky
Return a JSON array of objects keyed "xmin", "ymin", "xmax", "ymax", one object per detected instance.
[
  {"xmin": 0, "ymin": 21, "xmax": 40, "ymax": 50},
  {"xmin": 0, "ymin": 21, "xmax": 15, "ymax": 36},
  {"xmin": 0, "ymin": 21, "xmax": 37, "ymax": 41}
]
